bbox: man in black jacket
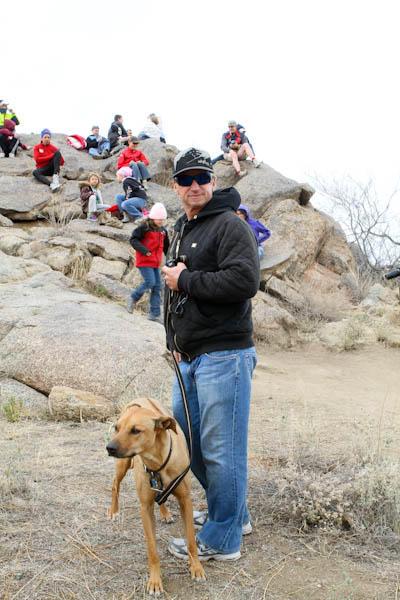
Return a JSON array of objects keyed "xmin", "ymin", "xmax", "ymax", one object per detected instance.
[
  {"xmin": 163, "ymin": 147, "xmax": 259, "ymax": 562},
  {"xmin": 107, "ymin": 114, "xmax": 129, "ymax": 152}
]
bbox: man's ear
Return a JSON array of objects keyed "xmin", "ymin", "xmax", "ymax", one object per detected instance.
[{"xmin": 153, "ymin": 416, "xmax": 177, "ymax": 434}]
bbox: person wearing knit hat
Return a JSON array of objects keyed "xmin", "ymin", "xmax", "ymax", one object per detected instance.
[
  {"xmin": 126, "ymin": 203, "xmax": 169, "ymax": 323},
  {"xmin": 33, "ymin": 130, "xmax": 64, "ymax": 191},
  {"xmin": 115, "ymin": 166, "xmax": 148, "ymax": 223},
  {"xmin": 149, "ymin": 202, "xmax": 167, "ymax": 220}
]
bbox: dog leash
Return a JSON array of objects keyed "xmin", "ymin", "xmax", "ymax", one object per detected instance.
[
  {"xmin": 152, "ymin": 350, "xmax": 192, "ymax": 505},
  {"xmin": 152, "ymin": 232, "xmax": 193, "ymax": 506}
]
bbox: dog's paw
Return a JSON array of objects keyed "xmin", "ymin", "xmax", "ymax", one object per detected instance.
[
  {"xmin": 190, "ymin": 564, "xmax": 206, "ymax": 581},
  {"xmin": 161, "ymin": 515, "xmax": 174, "ymax": 524},
  {"xmin": 146, "ymin": 577, "xmax": 164, "ymax": 595}
]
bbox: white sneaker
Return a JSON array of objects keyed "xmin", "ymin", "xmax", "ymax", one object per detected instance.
[
  {"xmin": 237, "ymin": 169, "xmax": 247, "ymax": 178},
  {"xmin": 252, "ymin": 159, "xmax": 261, "ymax": 168},
  {"xmin": 50, "ymin": 174, "xmax": 60, "ymax": 192},
  {"xmin": 141, "ymin": 179, "xmax": 148, "ymax": 190},
  {"xmin": 9, "ymin": 153, "xmax": 15, "ymax": 158},
  {"xmin": 168, "ymin": 535, "xmax": 241, "ymax": 562},
  {"xmin": 0, "ymin": 153, "xmax": 5, "ymax": 158}
]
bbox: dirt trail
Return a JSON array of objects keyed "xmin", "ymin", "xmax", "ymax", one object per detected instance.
[{"xmin": 1, "ymin": 345, "xmax": 399, "ymax": 599}]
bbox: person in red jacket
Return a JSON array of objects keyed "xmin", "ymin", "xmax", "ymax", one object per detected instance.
[
  {"xmin": 33, "ymin": 129, "xmax": 64, "ymax": 192},
  {"xmin": 126, "ymin": 203, "xmax": 169, "ymax": 323},
  {"xmin": 117, "ymin": 136, "xmax": 151, "ymax": 188}
]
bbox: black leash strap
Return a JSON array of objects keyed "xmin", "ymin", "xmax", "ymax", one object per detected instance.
[
  {"xmin": 154, "ymin": 351, "xmax": 192, "ymax": 504},
  {"xmin": 154, "ymin": 267, "xmax": 193, "ymax": 505}
]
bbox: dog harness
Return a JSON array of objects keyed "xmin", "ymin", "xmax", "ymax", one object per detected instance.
[{"xmin": 143, "ymin": 433, "xmax": 173, "ymax": 493}]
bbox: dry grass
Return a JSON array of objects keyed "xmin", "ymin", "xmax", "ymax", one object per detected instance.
[{"xmin": 294, "ymin": 282, "xmax": 352, "ymax": 333}]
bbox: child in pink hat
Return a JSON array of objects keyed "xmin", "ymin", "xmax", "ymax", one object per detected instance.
[{"xmin": 126, "ymin": 203, "xmax": 169, "ymax": 323}]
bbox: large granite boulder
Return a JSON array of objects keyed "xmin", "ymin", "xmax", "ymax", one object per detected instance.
[
  {"xmin": 137, "ymin": 138, "xmax": 179, "ymax": 184},
  {"xmin": 0, "ymin": 176, "xmax": 51, "ymax": 220},
  {"xmin": 0, "ymin": 269, "xmax": 173, "ymax": 405},
  {"xmin": 0, "ymin": 250, "xmax": 51, "ymax": 283}
]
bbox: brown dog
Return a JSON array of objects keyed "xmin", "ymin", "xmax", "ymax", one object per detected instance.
[{"xmin": 107, "ymin": 397, "xmax": 205, "ymax": 595}]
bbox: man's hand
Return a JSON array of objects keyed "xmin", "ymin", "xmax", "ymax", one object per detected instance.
[
  {"xmin": 162, "ymin": 262, "xmax": 187, "ymax": 291},
  {"xmin": 173, "ymin": 350, "xmax": 181, "ymax": 363}
]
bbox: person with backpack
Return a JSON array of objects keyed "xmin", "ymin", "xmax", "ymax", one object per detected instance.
[
  {"xmin": 33, "ymin": 129, "xmax": 64, "ymax": 192},
  {"xmin": 220, "ymin": 120, "xmax": 260, "ymax": 177},
  {"xmin": 236, "ymin": 204, "xmax": 271, "ymax": 259},
  {"xmin": 86, "ymin": 126, "xmax": 111, "ymax": 159},
  {"xmin": 117, "ymin": 136, "xmax": 151, "ymax": 188},
  {"xmin": 126, "ymin": 203, "xmax": 169, "ymax": 323},
  {"xmin": 115, "ymin": 166, "xmax": 148, "ymax": 223}
]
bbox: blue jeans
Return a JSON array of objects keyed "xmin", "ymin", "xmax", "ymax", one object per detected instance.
[
  {"xmin": 129, "ymin": 161, "xmax": 151, "ymax": 181},
  {"xmin": 131, "ymin": 267, "xmax": 161, "ymax": 317},
  {"xmin": 88, "ymin": 139, "xmax": 110, "ymax": 156},
  {"xmin": 258, "ymin": 246, "xmax": 264, "ymax": 260},
  {"xmin": 138, "ymin": 134, "xmax": 166, "ymax": 143},
  {"xmin": 172, "ymin": 347, "xmax": 257, "ymax": 553},
  {"xmin": 115, "ymin": 194, "xmax": 147, "ymax": 219}
]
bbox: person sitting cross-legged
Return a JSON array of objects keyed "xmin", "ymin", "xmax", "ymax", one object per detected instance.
[
  {"xmin": 115, "ymin": 167, "xmax": 148, "ymax": 223},
  {"xmin": 33, "ymin": 129, "xmax": 64, "ymax": 192}
]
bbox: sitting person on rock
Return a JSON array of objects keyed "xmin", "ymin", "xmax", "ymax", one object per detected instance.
[
  {"xmin": 0, "ymin": 119, "xmax": 20, "ymax": 158},
  {"xmin": 237, "ymin": 204, "xmax": 271, "ymax": 260},
  {"xmin": 138, "ymin": 113, "xmax": 166, "ymax": 143},
  {"xmin": 33, "ymin": 129, "xmax": 64, "ymax": 192},
  {"xmin": 107, "ymin": 114, "xmax": 129, "ymax": 155},
  {"xmin": 221, "ymin": 120, "xmax": 260, "ymax": 177},
  {"xmin": 0, "ymin": 99, "xmax": 19, "ymax": 127},
  {"xmin": 86, "ymin": 126, "xmax": 111, "ymax": 159},
  {"xmin": 79, "ymin": 173, "xmax": 110, "ymax": 222},
  {"xmin": 126, "ymin": 202, "xmax": 169, "ymax": 323},
  {"xmin": 115, "ymin": 166, "xmax": 148, "ymax": 223},
  {"xmin": 117, "ymin": 136, "xmax": 151, "ymax": 188}
]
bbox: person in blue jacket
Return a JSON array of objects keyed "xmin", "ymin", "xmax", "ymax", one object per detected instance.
[{"xmin": 237, "ymin": 204, "xmax": 271, "ymax": 260}]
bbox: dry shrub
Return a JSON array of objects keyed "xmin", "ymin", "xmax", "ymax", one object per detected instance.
[
  {"xmin": 342, "ymin": 319, "xmax": 364, "ymax": 350},
  {"xmin": 66, "ymin": 249, "xmax": 92, "ymax": 281},
  {"xmin": 259, "ymin": 414, "xmax": 400, "ymax": 541},
  {"xmin": 294, "ymin": 281, "xmax": 351, "ymax": 331}
]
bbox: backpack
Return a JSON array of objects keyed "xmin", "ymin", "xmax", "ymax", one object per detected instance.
[{"xmin": 66, "ymin": 134, "xmax": 87, "ymax": 150}]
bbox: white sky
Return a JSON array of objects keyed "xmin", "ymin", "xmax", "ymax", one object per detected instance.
[{"xmin": 4, "ymin": 0, "xmax": 400, "ymax": 201}]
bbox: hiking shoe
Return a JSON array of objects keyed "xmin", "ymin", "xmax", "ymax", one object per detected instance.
[
  {"xmin": 142, "ymin": 179, "xmax": 149, "ymax": 190},
  {"xmin": 148, "ymin": 315, "xmax": 163, "ymax": 325},
  {"xmin": 126, "ymin": 297, "xmax": 136, "ymax": 313},
  {"xmin": 193, "ymin": 511, "xmax": 252, "ymax": 535},
  {"xmin": 121, "ymin": 213, "xmax": 131, "ymax": 223},
  {"xmin": 102, "ymin": 149, "xmax": 110, "ymax": 158},
  {"xmin": 87, "ymin": 213, "xmax": 98, "ymax": 222},
  {"xmin": 0, "ymin": 153, "xmax": 5, "ymax": 158},
  {"xmin": 252, "ymin": 159, "xmax": 261, "ymax": 168},
  {"xmin": 168, "ymin": 536, "xmax": 240, "ymax": 562},
  {"xmin": 50, "ymin": 174, "xmax": 61, "ymax": 192},
  {"xmin": 92, "ymin": 153, "xmax": 103, "ymax": 160},
  {"xmin": 237, "ymin": 169, "xmax": 247, "ymax": 178},
  {"xmin": 9, "ymin": 152, "xmax": 16, "ymax": 158}
]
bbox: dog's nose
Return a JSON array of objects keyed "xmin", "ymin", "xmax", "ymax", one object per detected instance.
[{"xmin": 106, "ymin": 441, "xmax": 118, "ymax": 457}]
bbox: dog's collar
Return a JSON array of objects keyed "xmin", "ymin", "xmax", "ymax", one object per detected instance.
[{"xmin": 143, "ymin": 433, "xmax": 173, "ymax": 492}]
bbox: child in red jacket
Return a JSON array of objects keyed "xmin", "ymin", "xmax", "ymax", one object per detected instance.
[
  {"xmin": 126, "ymin": 203, "xmax": 169, "ymax": 323},
  {"xmin": 117, "ymin": 136, "xmax": 151, "ymax": 188},
  {"xmin": 33, "ymin": 129, "xmax": 64, "ymax": 192}
]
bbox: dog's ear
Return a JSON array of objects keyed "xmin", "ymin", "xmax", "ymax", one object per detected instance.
[{"xmin": 153, "ymin": 416, "xmax": 177, "ymax": 434}]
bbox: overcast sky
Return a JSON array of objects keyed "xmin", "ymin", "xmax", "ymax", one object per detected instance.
[{"xmin": 4, "ymin": 0, "xmax": 400, "ymax": 203}]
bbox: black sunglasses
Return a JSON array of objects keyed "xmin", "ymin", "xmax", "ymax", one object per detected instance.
[{"xmin": 175, "ymin": 172, "xmax": 213, "ymax": 187}]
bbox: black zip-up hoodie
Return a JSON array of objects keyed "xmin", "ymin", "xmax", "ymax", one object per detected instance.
[{"xmin": 165, "ymin": 187, "xmax": 259, "ymax": 361}]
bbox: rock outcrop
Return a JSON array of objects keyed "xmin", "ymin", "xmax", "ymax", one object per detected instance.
[{"xmin": 0, "ymin": 133, "xmax": 370, "ymax": 417}]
